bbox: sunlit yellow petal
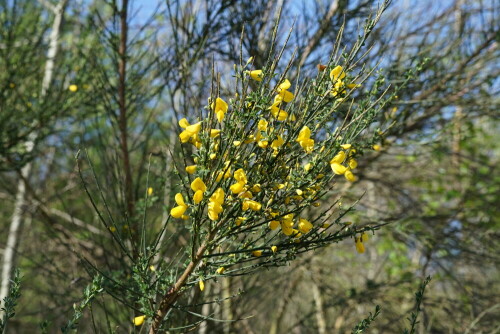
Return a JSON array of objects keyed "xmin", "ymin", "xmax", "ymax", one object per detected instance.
[
  {"xmin": 210, "ymin": 129, "xmax": 221, "ymax": 138},
  {"xmin": 252, "ymin": 250, "xmax": 262, "ymax": 257},
  {"xmin": 330, "ymin": 151, "xmax": 346, "ymax": 164},
  {"xmin": 175, "ymin": 193, "xmax": 186, "ymax": 206},
  {"xmin": 133, "ymin": 315, "xmax": 146, "ymax": 326},
  {"xmin": 330, "ymin": 65, "xmax": 346, "ymax": 81},
  {"xmin": 348, "ymin": 158, "xmax": 358, "ymax": 169},
  {"xmin": 269, "ymin": 220, "xmax": 280, "ymax": 230},
  {"xmin": 278, "ymin": 79, "xmax": 291, "ymax": 91},
  {"xmin": 258, "ymin": 119, "xmax": 268, "ymax": 131},
  {"xmin": 344, "ymin": 170, "xmax": 357, "ymax": 182},
  {"xmin": 249, "ymin": 69, "xmax": 263, "ymax": 81},
  {"xmin": 298, "ymin": 218, "xmax": 313, "ymax": 233},
  {"xmin": 170, "ymin": 205, "xmax": 187, "ymax": 218},
  {"xmin": 179, "ymin": 118, "xmax": 190, "ymax": 128},
  {"xmin": 191, "ymin": 177, "xmax": 207, "ymax": 193},
  {"xmin": 331, "ymin": 163, "xmax": 347, "ymax": 175},
  {"xmin": 193, "ymin": 190, "xmax": 204, "ymax": 204},
  {"xmin": 186, "ymin": 165, "xmax": 197, "ymax": 174}
]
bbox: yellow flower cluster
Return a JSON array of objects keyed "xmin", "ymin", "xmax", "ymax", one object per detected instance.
[
  {"xmin": 329, "ymin": 65, "xmax": 359, "ymax": 98},
  {"xmin": 230, "ymin": 168, "xmax": 247, "ymax": 194},
  {"xmin": 208, "ymin": 188, "xmax": 225, "ymax": 220},
  {"xmin": 296, "ymin": 126, "xmax": 314, "ymax": 153},
  {"xmin": 169, "ymin": 65, "xmax": 367, "ymax": 261},
  {"xmin": 268, "ymin": 213, "xmax": 312, "ymax": 237},
  {"xmin": 179, "ymin": 118, "xmax": 202, "ymax": 147},
  {"xmin": 269, "ymin": 79, "xmax": 295, "ymax": 121},
  {"xmin": 329, "ymin": 144, "xmax": 358, "ymax": 182}
]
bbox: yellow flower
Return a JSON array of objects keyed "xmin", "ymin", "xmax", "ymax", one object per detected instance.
[
  {"xmin": 355, "ymin": 235, "xmax": 365, "ymax": 254},
  {"xmin": 258, "ymin": 140, "xmax": 269, "ymax": 148},
  {"xmin": 280, "ymin": 214, "xmax": 294, "ymax": 235},
  {"xmin": 170, "ymin": 193, "xmax": 188, "ymax": 218},
  {"xmin": 179, "ymin": 118, "xmax": 190, "ymax": 128},
  {"xmin": 238, "ymin": 190, "xmax": 253, "ymax": 199},
  {"xmin": 298, "ymin": 218, "xmax": 313, "ymax": 233},
  {"xmin": 233, "ymin": 140, "xmax": 241, "ymax": 146},
  {"xmin": 234, "ymin": 168, "xmax": 247, "ymax": 183},
  {"xmin": 69, "ymin": 84, "xmax": 78, "ymax": 92},
  {"xmin": 271, "ymin": 135, "xmax": 284, "ymax": 150},
  {"xmin": 292, "ymin": 229, "xmax": 302, "ymax": 239},
  {"xmin": 296, "ymin": 126, "xmax": 314, "ymax": 153},
  {"xmin": 344, "ymin": 170, "xmax": 357, "ymax": 182},
  {"xmin": 199, "ymin": 280, "xmax": 205, "ymax": 291},
  {"xmin": 269, "ymin": 105, "xmax": 289, "ymax": 121},
  {"xmin": 252, "ymin": 250, "xmax": 262, "ymax": 257},
  {"xmin": 235, "ymin": 217, "xmax": 247, "ymax": 226},
  {"xmin": 244, "ymin": 134, "xmax": 255, "ymax": 144},
  {"xmin": 210, "ymin": 129, "xmax": 221, "ymax": 138},
  {"xmin": 249, "ymin": 69, "xmax": 263, "ymax": 81},
  {"xmin": 179, "ymin": 118, "xmax": 202, "ymax": 144},
  {"xmin": 133, "ymin": 315, "xmax": 146, "ymax": 326},
  {"xmin": 340, "ymin": 144, "xmax": 352, "ymax": 150},
  {"xmin": 271, "ymin": 246, "xmax": 278, "ymax": 253},
  {"xmin": 373, "ymin": 144, "xmax": 381, "ymax": 151},
  {"xmin": 278, "ymin": 90, "xmax": 294, "ymax": 103},
  {"xmin": 149, "ymin": 265, "xmax": 156, "ymax": 271},
  {"xmin": 216, "ymin": 267, "xmax": 225, "ymax": 274},
  {"xmin": 330, "ymin": 162, "xmax": 347, "ymax": 175},
  {"xmin": 191, "ymin": 177, "xmax": 207, "ymax": 204},
  {"xmin": 230, "ymin": 169, "xmax": 247, "ymax": 194},
  {"xmin": 242, "ymin": 199, "xmax": 262, "ymax": 211},
  {"xmin": 330, "ymin": 151, "xmax": 346, "ymax": 164},
  {"xmin": 213, "ymin": 97, "xmax": 228, "ymax": 123},
  {"xmin": 186, "ymin": 165, "xmax": 197, "ymax": 174},
  {"xmin": 278, "ymin": 79, "xmax": 291, "ymax": 90},
  {"xmin": 269, "ymin": 220, "xmax": 280, "ymax": 230},
  {"xmin": 330, "ymin": 65, "xmax": 346, "ymax": 82},
  {"xmin": 147, "ymin": 187, "xmax": 153, "ymax": 196},
  {"xmin": 258, "ymin": 119, "xmax": 268, "ymax": 131},
  {"xmin": 208, "ymin": 188, "xmax": 225, "ymax": 220},
  {"xmin": 251, "ymin": 184, "xmax": 261, "ymax": 192},
  {"xmin": 348, "ymin": 158, "xmax": 358, "ymax": 169}
]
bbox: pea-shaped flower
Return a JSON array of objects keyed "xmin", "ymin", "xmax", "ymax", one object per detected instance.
[
  {"xmin": 170, "ymin": 193, "xmax": 188, "ymax": 219},
  {"xmin": 191, "ymin": 177, "xmax": 206, "ymax": 204}
]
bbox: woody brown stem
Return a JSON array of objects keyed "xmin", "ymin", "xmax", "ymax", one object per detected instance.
[
  {"xmin": 149, "ymin": 225, "xmax": 221, "ymax": 333},
  {"xmin": 117, "ymin": 0, "xmax": 137, "ymax": 250}
]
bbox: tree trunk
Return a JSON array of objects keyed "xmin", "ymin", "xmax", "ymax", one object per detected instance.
[{"xmin": 312, "ymin": 282, "xmax": 327, "ymax": 334}]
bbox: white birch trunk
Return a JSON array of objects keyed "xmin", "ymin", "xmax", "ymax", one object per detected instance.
[{"xmin": 0, "ymin": 0, "xmax": 67, "ymax": 316}]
